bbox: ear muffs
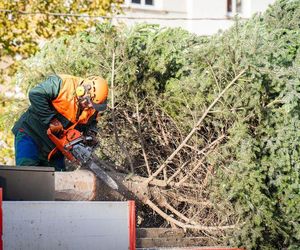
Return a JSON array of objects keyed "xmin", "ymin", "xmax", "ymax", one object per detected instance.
[
  {"xmin": 76, "ymin": 84, "xmax": 94, "ymax": 109},
  {"xmin": 76, "ymin": 84, "xmax": 92, "ymax": 97},
  {"xmin": 76, "ymin": 86, "xmax": 86, "ymax": 97}
]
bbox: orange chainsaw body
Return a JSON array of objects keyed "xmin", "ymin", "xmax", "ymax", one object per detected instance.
[
  {"xmin": 47, "ymin": 126, "xmax": 119, "ymax": 190},
  {"xmin": 47, "ymin": 128, "xmax": 82, "ymax": 162}
]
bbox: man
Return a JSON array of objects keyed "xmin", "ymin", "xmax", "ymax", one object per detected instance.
[{"xmin": 12, "ymin": 74, "xmax": 108, "ymax": 171}]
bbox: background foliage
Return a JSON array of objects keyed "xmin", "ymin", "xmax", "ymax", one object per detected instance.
[
  {"xmin": 0, "ymin": 0, "xmax": 123, "ymax": 163},
  {"xmin": 2, "ymin": 0, "xmax": 300, "ymax": 249},
  {"xmin": 0, "ymin": 0, "xmax": 122, "ymax": 61}
]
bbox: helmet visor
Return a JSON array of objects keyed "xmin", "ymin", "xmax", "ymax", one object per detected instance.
[{"xmin": 92, "ymin": 99, "xmax": 107, "ymax": 112}]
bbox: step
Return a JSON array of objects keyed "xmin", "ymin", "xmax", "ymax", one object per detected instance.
[
  {"xmin": 137, "ymin": 236, "xmax": 208, "ymax": 248},
  {"xmin": 137, "ymin": 228, "xmax": 184, "ymax": 239},
  {"xmin": 136, "ymin": 228, "xmax": 243, "ymax": 249},
  {"xmin": 136, "ymin": 228, "xmax": 203, "ymax": 248}
]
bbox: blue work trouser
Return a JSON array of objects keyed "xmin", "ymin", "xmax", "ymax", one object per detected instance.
[{"xmin": 14, "ymin": 129, "xmax": 65, "ymax": 171}]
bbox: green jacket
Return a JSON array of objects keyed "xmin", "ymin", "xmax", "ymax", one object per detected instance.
[{"xmin": 12, "ymin": 75, "xmax": 98, "ymax": 159}]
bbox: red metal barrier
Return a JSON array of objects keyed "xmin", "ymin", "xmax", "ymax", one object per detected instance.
[
  {"xmin": 0, "ymin": 188, "xmax": 2, "ymax": 250},
  {"xmin": 129, "ymin": 200, "xmax": 136, "ymax": 250}
]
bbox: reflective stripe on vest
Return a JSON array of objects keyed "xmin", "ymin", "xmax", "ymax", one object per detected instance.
[{"xmin": 52, "ymin": 74, "xmax": 95, "ymax": 124}]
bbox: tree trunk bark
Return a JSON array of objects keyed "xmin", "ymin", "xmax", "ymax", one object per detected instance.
[{"xmin": 55, "ymin": 169, "xmax": 149, "ymax": 207}]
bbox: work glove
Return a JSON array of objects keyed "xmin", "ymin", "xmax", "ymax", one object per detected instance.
[{"xmin": 49, "ymin": 118, "xmax": 63, "ymax": 134}]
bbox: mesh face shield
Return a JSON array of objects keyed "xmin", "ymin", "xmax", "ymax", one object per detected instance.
[{"xmin": 92, "ymin": 99, "xmax": 107, "ymax": 112}]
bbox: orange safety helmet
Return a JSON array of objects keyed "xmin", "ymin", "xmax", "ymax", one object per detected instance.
[{"xmin": 76, "ymin": 76, "xmax": 109, "ymax": 111}]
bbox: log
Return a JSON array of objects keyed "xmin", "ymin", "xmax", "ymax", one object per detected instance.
[
  {"xmin": 55, "ymin": 168, "xmax": 150, "ymax": 204},
  {"xmin": 55, "ymin": 169, "xmax": 97, "ymax": 201}
]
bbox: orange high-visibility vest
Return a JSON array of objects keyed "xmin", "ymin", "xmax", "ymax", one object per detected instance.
[{"xmin": 52, "ymin": 74, "xmax": 95, "ymax": 125}]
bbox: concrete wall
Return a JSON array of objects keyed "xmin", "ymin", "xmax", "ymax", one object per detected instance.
[
  {"xmin": 241, "ymin": 0, "xmax": 252, "ymax": 18},
  {"xmin": 119, "ymin": 0, "xmax": 276, "ymax": 36},
  {"xmin": 117, "ymin": 0, "xmax": 189, "ymax": 31},
  {"xmin": 187, "ymin": 20, "xmax": 234, "ymax": 36},
  {"xmin": 250, "ymin": 0, "xmax": 275, "ymax": 14},
  {"xmin": 161, "ymin": 0, "xmax": 187, "ymax": 13},
  {"xmin": 187, "ymin": 0, "xmax": 227, "ymax": 18},
  {"xmin": 186, "ymin": 0, "xmax": 231, "ymax": 35}
]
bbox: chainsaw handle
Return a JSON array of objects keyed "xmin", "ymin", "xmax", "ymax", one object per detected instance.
[{"xmin": 48, "ymin": 147, "xmax": 58, "ymax": 162}]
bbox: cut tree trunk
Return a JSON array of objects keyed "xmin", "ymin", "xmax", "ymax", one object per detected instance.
[{"xmin": 55, "ymin": 169, "xmax": 149, "ymax": 206}]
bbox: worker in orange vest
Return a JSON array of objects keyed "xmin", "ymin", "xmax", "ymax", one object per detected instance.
[{"xmin": 12, "ymin": 74, "xmax": 108, "ymax": 170}]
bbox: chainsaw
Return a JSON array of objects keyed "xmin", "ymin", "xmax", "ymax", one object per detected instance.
[{"xmin": 47, "ymin": 126, "xmax": 118, "ymax": 190}]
